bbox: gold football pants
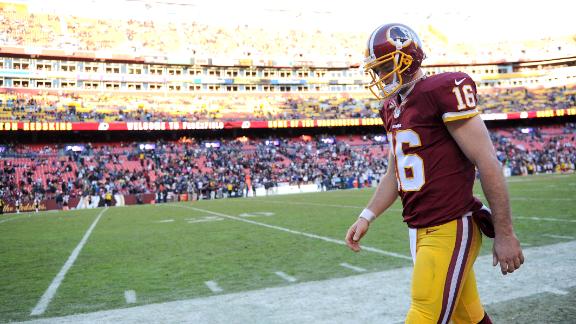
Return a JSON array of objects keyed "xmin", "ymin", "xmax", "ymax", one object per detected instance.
[{"xmin": 406, "ymin": 215, "xmax": 485, "ymax": 324}]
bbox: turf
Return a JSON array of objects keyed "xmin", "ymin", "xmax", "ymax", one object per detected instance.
[{"xmin": 0, "ymin": 173, "xmax": 574, "ymax": 322}]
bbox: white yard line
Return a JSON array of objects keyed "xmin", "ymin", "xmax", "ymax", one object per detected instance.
[
  {"xmin": 124, "ymin": 290, "xmax": 137, "ymax": 304},
  {"xmin": 30, "ymin": 208, "xmax": 108, "ymax": 316},
  {"xmin": 511, "ymin": 188, "xmax": 567, "ymax": 192},
  {"xmin": 516, "ymin": 216, "xmax": 576, "ymax": 223},
  {"xmin": 246, "ymin": 200, "xmax": 404, "ymax": 212},
  {"xmin": 22, "ymin": 241, "xmax": 576, "ymax": 324},
  {"xmin": 205, "ymin": 281, "xmax": 223, "ymax": 293},
  {"xmin": 274, "ymin": 271, "xmax": 297, "ymax": 283},
  {"xmin": 505, "ymin": 175, "xmax": 569, "ymax": 182},
  {"xmin": 542, "ymin": 234, "xmax": 575, "ymax": 240},
  {"xmin": 257, "ymin": 200, "xmax": 365, "ymax": 209},
  {"xmin": 170, "ymin": 205, "xmax": 411, "ymax": 261},
  {"xmin": 543, "ymin": 287, "xmax": 569, "ymax": 295},
  {"xmin": 339, "ymin": 263, "xmax": 367, "ymax": 273},
  {"xmin": 511, "ymin": 197, "xmax": 574, "ymax": 201},
  {"xmin": 0, "ymin": 215, "xmax": 21, "ymax": 224},
  {"xmin": 506, "ymin": 178, "xmax": 534, "ymax": 183}
]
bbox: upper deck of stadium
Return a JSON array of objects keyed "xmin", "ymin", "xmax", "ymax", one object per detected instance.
[{"xmin": 0, "ymin": 0, "xmax": 574, "ymax": 66}]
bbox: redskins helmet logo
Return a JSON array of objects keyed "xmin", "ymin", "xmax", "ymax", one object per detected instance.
[{"xmin": 387, "ymin": 26, "xmax": 420, "ymax": 49}]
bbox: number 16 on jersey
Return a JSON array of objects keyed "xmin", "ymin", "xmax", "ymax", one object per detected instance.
[{"xmin": 389, "ymin": 130, "xmax": 425, "ymax": 192}]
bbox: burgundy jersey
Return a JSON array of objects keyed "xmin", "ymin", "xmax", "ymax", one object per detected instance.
[{"xmin": 380, "ymin": 72, "xmax": 483, "ymax": 228}]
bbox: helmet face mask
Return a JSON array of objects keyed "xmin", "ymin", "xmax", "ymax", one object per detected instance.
[
  {"xmin": 365, "ymin": 50, "xmax": 414, "ymax": 100},
  {"xmin": 364, "ymin": 24, "xmax": 425, "ymax": 100}
]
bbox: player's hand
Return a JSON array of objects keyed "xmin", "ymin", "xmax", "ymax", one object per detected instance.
[
  {"xmin": 345, "ymin": 218, "xmax": 370, "ymax": 252},
  {"xmin": 492, "ymin": 232, "xmax": 524, "ymax": 275}
]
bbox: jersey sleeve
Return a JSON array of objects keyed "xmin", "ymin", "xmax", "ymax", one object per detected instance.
[{"xmin": 434, "ymin": 73, "xmax": 480, "ymax": 123}]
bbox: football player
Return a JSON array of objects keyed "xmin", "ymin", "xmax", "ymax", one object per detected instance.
[{"xmin": 345, "ymin": 23, "xmax": 524, "ymax": 324}]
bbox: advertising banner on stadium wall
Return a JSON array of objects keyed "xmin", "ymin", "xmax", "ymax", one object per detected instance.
[
  {"xmin": 0, "ymin": 194, "xmax": 156, "ymax": 214},
  {"xmin": 0, "ymin": 108, "xmax": 574, "ymax": 132}
]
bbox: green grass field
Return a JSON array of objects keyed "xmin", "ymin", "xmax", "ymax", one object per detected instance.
[{"xmin": 1, "ymin": 174, "xmax": 575, "ymax": 323}]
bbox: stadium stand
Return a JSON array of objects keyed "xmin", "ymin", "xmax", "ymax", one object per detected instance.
[
  {"xmin": 0, "ymin": 85, "xmax": 575, "ymax": 122},
  {"xmin": 1, "ymin": 125, "xmax": 574, "ymax": 209},
  {"xmin": 0, "ymin": 2, "xmax": 574, "ymax": 214},
  {"xmin": 1, "ymin": 2, "xmax": 575, "ymax": 64}
]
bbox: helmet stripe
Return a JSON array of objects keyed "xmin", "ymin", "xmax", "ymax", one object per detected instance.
[{"xmin": 369, "ymin": 24, "xmax": 386, "ymax": 57}]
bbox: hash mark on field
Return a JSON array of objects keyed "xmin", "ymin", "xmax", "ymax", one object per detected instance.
[
  {"xmin": 543, "ymin": 234, "xmax": 575, "ymax": 240},
  {"xmin": 155, "ymin": 219, "xmax": 174, "ymax": 223},
  {"xmin": 340, "ymin": 263, "xmax": 367, "ymax": 272},
  {"xmin": 275, "ymin": 271, "xmax": 297, "ymax": 283},
  {"xmin": 516, "ymin": 216, "xmax": 576, "ymax": 223},
  {"xmin": 187, "ymin": 216, "xmax": 224, "ymax": 223},
  {"xmin": 124, "ymin": 290, "xmax": 137, "ymax": 304},
  {"xmin": 205, "ymin": 281, "xmax": 223, "ymax": 293},
  {"xmin": 30, "ymin": 208, "xmax": 108, "ymax": 316},
  {"xmin": 169, "ymin": 205, "xmax": 412, "ymax": 261}
]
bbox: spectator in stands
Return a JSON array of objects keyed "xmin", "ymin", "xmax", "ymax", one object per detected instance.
[{"xmin": 0, "ymin": 126, "xmax": 573, "ymax": 213}]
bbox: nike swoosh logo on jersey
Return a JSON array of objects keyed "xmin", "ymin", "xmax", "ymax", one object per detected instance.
[
  {"xmin": 455, "ymin": 78, "xmax": 466, "ymax": 86},
  {"xmin": 425, "ymin": 228, "xmax": 439, "ymax": 234}
]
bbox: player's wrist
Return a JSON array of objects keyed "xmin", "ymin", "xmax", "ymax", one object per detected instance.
[{"xmin": 358, "ymin": 208, "xmax": 376, "ymax": 223}]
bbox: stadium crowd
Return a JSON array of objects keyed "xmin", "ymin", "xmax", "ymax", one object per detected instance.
[
  {"xmin": 492, "ymin": 124, "xmax": 576, "ymax": 175},
  {"xmin": 1, "ymin": 85, "xmax": 575, "ymax": 123},
  {"xmin": 1, "ymin": 125, "xmax": 574, "ymax": 209},
  {"xmin": 1, "ymin": 3, "xmax": 575, "ymax": 64}
]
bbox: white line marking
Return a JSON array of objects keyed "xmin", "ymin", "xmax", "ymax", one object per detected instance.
[
  {"xmin": 187, "ymin": 216, "xmax": 224, "ymax": 223},
  {"xmin": 505, "ymin": 178, "xmax": 532, "ymax": 182},
  {"xmin": 30, "ymin": 208, "xmax": 108, "ymax": 316},
  {"xmin": 262, "ymin": 200, "xmax": 365, "ymax": 209},
  {"xmin": 516, "ymin": 216, "xmax": 576, "ymax": 223},
  {"xmin": 340, "ymin": 263, "xmax": 367, "ymax": 272},
  {"xmin": 0, "ymin": 215, "xmax": 21, "ymax": 224},
  {"xmin": 510, "ymin": 187, "xmax": 568, "ymax": 192},
  {"xmin": 238, "ymin": 212, "xmax": 275, "ymax": 218},
  {"xmin": 275, "ymin": 271, "xmax": 297, "ymax": 283},
  {"xmin": 23, "ymin": 241, "xmax": 576, "ymax": 323},
  {"xmin": 155, "ymin": 219, "xmax": 175, "ymax": 223},
  {"xmin": 169, "ymin": 205, "xmax": 412, "ymax": 261},
  {"xmin": 205, "ymin": 281, "xmax": 223, "ymax": 293},
  {"xmin": 247, "ymin": 200, "xmax": 404, "ymax": 212},
  {"xmin": 512, "ymin": 197, "xmax": 573, "ymax": 201},
  {"xmin": 543, "ymin": 234, "xmax": 575, "ymax": 240},
  {"xmin": 124, "ymin": 290, "xmax": 137, "ymax": 304},
  {"xmin": 544, "ymin": 287, "xmax": 569, "ymax": 295}
]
